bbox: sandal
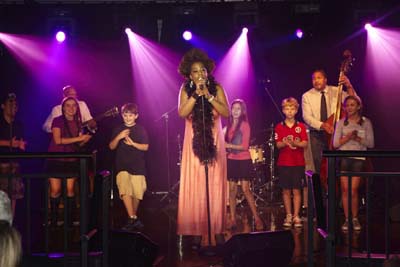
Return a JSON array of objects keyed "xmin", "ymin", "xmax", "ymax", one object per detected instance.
[
  {"xmin": 283, "ymin": 214, "xmax": 293, "ymax": 228},
  {"xmin": 293, "ymin": 216, "xmax": 303, "ymax": 228}
]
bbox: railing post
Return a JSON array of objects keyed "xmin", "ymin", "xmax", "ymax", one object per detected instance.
[
  {"xmin": 62, "ymin": 177, "xmax": 68, "ymax": 265},
  {"xmin": 347, "ymin": 174, "xmax": 353, "ymax": 266},
  {"xmin": 26, "ymin": 177, "xmax": 31, "ymax": 256},
  {"xmin": 44, "ymin": 178, "xmax": 49, "ymax": 255},
  {"xmin": 307, "ymin": 173, "xmax": 314, "ymax": 267},
  {"xmin": 101, "ymin": 170, "xmax": 111, "ymax": 267},
  {"xmin": 326, "ymin": 156, "xmax": 336, "ymax": 267},
  {"xmin": 385, "ymin": 177, "xmax": 390, "ymax": 259},
  {"xmin": 366, "ymin": 175, "xmax": 371, "ymax": 266},
  {"xmin": 80, "ymin": 158, "xmax": 89, "ymax": 267}
]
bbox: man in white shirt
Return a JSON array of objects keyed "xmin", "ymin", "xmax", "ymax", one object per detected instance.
[
  {"xmin": 42, "ymin": 85, "xmax": 96, "ymax": 133},
  {"xmin": 301, "ymin": 69, "xmax": 356, "ymax": 175}
]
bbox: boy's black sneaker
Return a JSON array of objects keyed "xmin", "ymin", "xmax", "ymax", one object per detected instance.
[{"xmin": 121, "ymin": 217, "xmax": 144, "ymax": 231}]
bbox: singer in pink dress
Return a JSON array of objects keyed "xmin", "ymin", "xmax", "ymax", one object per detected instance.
[{"xmin": 177, "ymin": 48, "xmax": 229, "ymax": 248}]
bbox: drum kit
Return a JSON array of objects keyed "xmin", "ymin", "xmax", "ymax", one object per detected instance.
[{"xmin": 236, "ymin": 125, "xmax": 282, "ymax": 207}]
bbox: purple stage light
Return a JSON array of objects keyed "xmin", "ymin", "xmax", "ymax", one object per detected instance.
[
  {"xmin": 182, "ymin": 30, "xmax": 192, "ymax": 41},
  {"xmin": 296, "ymin": 29, "xmax": 303, "ymax": 39},
  {"xmin": 242, "ymin": 27, "xmax": 248, "ymax": 34},
  {"xmin": 55, "ymin": 31, "xmax": 66, "ymax": 43},
  {"xmin": 365, "ymin": 23, "xmax": 372, "ymax": 31},
  {"xmin": 125, "ymin": 28, "xmax": 133, "ymax": 35}
]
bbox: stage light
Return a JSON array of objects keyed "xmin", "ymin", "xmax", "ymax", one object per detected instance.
[
  {"xmin": 182, "ymin": 30, "xmax": 192, "ymax": 41},
  {"xmin": 125, "ymin": 28, "xmax": 133, "ymax": 35},
  {"xmin": 55, "ymin": 31, "xmax": 66, "ymax": 43},
  {"xmin": 242, "ymin": 27, "xmax": 248, "ymax": 34},
  {"xmin": 364, "ymin": 23, "xmax": 372, "ymax": 31},
  {"xmin": 295, "ymin": 29, "xmax": 304, "ymax": 39}
]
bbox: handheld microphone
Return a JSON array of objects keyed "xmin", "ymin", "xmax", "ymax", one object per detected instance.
[{"xmin": 199, "ymin": 77, "xmax": 204, "ymax": 90}]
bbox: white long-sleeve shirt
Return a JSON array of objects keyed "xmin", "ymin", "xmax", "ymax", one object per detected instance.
[
  {"xmin": 42, "ymin": 100, "xmax": 93, "ymax": 133},
  {"xmin": 333, "ymin": 117, "xmax": 374, "ymax": 150},
  {"xmin": 302, "ymin": 85, "xmax": 350, "ymax": 131}
]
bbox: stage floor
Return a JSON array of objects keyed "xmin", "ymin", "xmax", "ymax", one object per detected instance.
[{"xmin": 21, "ymin": 187, "xmax": 400, "ymax": 267}]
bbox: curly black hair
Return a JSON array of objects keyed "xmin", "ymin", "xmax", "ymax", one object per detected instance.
[
  {"xmin": 179, "ymin": 48, "xmax": 218, "ymax": 163},
  {"xmin": 178, "ymin": 48, "xmax": 215, "ymax": 78}
]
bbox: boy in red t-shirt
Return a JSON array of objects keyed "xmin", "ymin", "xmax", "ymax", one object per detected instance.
[{"xmin": 275, "ymin": 97, "xmax": 308, "ymax": 228}]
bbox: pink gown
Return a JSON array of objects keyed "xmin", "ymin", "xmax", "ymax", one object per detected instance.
[{"xmin": 177, "ymin": 110, "xmax": 227, "ymax": 238}]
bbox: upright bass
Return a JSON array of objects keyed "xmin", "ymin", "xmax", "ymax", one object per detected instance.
[{"xmin": 319, "ymin": 50, "xmax": 354, "ymax": 187}]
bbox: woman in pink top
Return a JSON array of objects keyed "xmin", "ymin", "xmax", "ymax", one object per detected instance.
[
  {"xmin": 225, "ymin": 99, "xmax": 264, "ymax": 231},
  {"xmin": 47, "ymin": 97, "xmax": 92, "ymax": 227}
]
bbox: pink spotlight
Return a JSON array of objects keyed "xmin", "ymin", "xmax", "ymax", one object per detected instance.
[
  {"xmin": 55, "ymin": 31, "xmax": 66, "ymax": 43},
  {"xmin": 125, "ymin": 28, "xmax": 133, "ymax": 35},
  {"xmin": 296, "ymin": 29, "xmax": 303, "ymax": 39},
  {"xmin": 365, "ymin": 23, "xmax": 373, "ymax": 31},
  {"xmin": 182, "ymin": 30, "xmax": 192, "ymax": 41},
  {"xmin": 242, "ymin": 27, "xmax": 248, "ymax": 34}
]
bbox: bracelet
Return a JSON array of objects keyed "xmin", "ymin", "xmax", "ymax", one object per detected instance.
[
  {"xmin": 191, "ymin": 92, "xmax": 200, "ymax": 100},
  {"xmin": 208, "ymin": 95, "xmax": 215, "ymax": 103}
]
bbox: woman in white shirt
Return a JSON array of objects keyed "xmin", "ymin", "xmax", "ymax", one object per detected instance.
[{"xmin": 333, "ymin": 95, "xmax": 374, "ymax": 232}]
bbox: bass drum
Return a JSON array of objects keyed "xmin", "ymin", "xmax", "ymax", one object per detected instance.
[{"xmin": 248, "ymin": 145, "xmax": 265, "ymax": 165}]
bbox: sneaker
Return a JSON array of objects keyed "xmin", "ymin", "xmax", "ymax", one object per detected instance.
[
  {"xmin": 293, "ymin": 216, "xmax": 303, "ymax": 228},
  {"xmin": 283, "ymin": 214, "xmax": 293, "ymax": 228},
  {"xmin": 121, "ymin": 217, "xmax": 144, "ymax": 231},
  {"xmin": 342, "ymin": 220, "xmax": 349, "ymax": 231},
  {"xmin": 352, "ymin": 218, "xmax": 361, "ymax": 231}
]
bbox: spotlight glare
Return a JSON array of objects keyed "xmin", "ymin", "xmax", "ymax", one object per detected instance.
[
  {"xmin": 242, "ymin": 27, "xmax": 248, "ymax": 34},
  {"xmin": 295, "ymin": 29, "xmax": 303, "ymax": 39},
  {"xmin": 182, "ymin": 30, "xmax": 192, "ymax": 41},
  {"xmin": 365, "ymin": 23, "xmax": 372, "ymax": 31},
  {"xmin": 125, "ymin": 28, "xmax": 133, "ymax": 35},
  {"xmin": 55, "ymin": 31, "xmax": 66, "ymax": 43}
]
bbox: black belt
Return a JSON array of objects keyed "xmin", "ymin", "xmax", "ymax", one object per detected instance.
[{"xmin": 309, "ymin": 129, "xmax": 322, "ymax": 133}]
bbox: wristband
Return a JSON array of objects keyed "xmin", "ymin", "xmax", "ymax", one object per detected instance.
[
  {"xmin": 191, "ymin": 92, "xmax": 200, "ymax": 100},
  {"xmin": 208, "ymin": 95, "xmax": 215, "ymax": 103}
]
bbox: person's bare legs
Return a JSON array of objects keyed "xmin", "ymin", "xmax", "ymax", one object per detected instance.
[
  {"xmin": 49, "ymin": 177, "xmax": 76, "ymax": 197},
  {"xmin": 132, "ymin": 197, "xmax": 140, "ymax": 217},
  {"xmin": 282, "ymin": 189, "xmax": 292, "ymax": 216},
  {"xmin": 293, "ymin": 189, "xmax": 302, "ymax": 218},
  {"xmin": 228, "ymin": 181, "xmax": 238, "ymax": 228},
  {"xmin": 302, "ymin": 186, "xmax": 308, "ymax": 209},
  {"xmin": 121, "ymin": 195, "xmax": 134, "ymax": 217},
  {"xmin": 242, "ymin": 180, "xmax": 263, "ymax": 230},
  {"xmin": 341, "ymin": 176, "xmax": 361, "ymax": 219}
]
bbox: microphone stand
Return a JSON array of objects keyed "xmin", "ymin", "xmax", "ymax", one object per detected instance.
[
  {"xmin": 263, "ymin": 83, "xmax": 284, "ymax": 205},
  {"xmin": 198, "ymin": 94, "xmax": 217, "ymax": 257},
  {"xmin": 153, "ymin": 106, "xmax": 177, "ymax": 202},
  {"xmin": 8, "ymin": 117, "xmax": 14, "ymax": 198},
  {"xmin": 267, "ymin": 123, "xmax": 278, "ymax": 204}
]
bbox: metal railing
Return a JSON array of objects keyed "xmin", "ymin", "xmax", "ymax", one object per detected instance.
[
  {"xmin": 0, "ymin": 152, "xmax": 111, "ymax": 267},
  {"xmin": 306, "ymin": 150, "xmax": 400, "ymax": 267}
]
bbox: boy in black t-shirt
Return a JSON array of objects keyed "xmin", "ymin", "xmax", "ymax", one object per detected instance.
[{"xmin": 109, "ymin": 103, "xmax": 149, "ymax": 231}]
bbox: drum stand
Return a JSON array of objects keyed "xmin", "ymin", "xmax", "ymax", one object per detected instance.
[
  {"xmin": 265, "ymin": 123, "xmax": 281, "ymax": 205},
  {"xmin": 252, "ymin": 164, "xmax": 268, "ymax": 207}
]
